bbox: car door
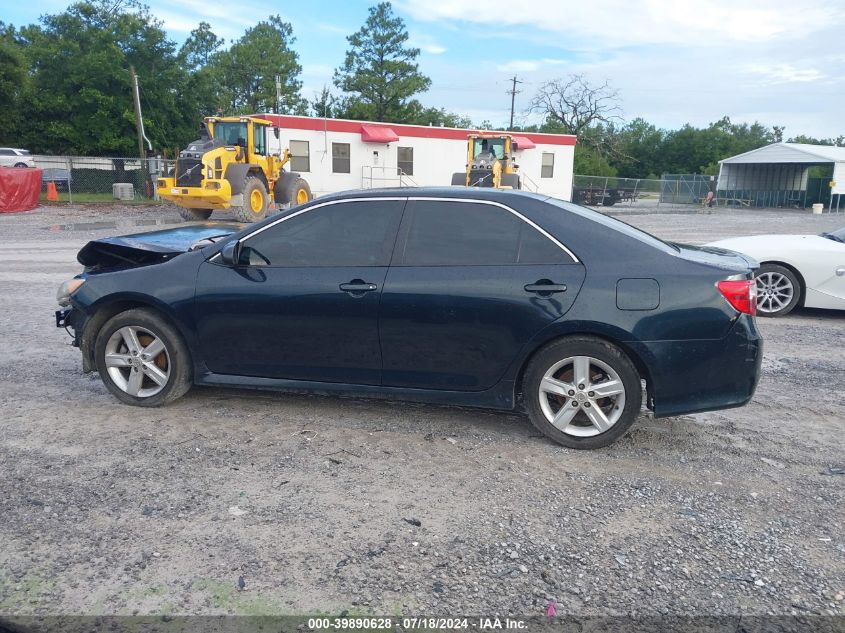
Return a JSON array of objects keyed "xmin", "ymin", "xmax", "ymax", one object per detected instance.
[
  {"xmin": 194, "ymin": 198, "xmax": 406, "ymax": 384},
  {"xmin": 811, "ymin": 236, "xmax": 845, "ymax": 305},
  {"xmin": 379, "ymin": 199, "xmax": 586, "ymax": 391}
]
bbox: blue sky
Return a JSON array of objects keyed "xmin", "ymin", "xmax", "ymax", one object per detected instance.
[{"xmin": 6, "ymin": 0, "xmax": 844, "ymax": 137}]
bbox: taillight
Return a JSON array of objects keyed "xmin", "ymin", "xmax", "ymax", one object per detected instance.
[{"xmin": 717, "ymin": 279, "xmax": 757, "ymax": 316}]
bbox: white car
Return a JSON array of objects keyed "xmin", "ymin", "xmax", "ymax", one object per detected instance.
[
  {"xmin": 707, "ymin": 228, "xmax": 845, "ymax": 316},
  {"xmin": 0, "ymin": 148, "xmax": 35, "ymax": 168}
]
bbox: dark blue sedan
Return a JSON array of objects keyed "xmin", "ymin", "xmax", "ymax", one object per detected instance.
[{"xmin": 55, "ymin": 188, "xmax": 762, "ymax": 449}]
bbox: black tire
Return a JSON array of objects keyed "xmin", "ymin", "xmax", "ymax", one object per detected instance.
[
  {"xmin": 755, "ymin": 263, "xmax": 801, "ymax": 317},
  {"xmin": 451, "ymin": 172, "xmax": 467, "ymax": 186},
  {"xmin": 523, "ymin": 336, "xmax": 642, "ymax": 449},
  {"xmin": 14, "ymin": 162, "xmax": 27, "ymax": 168},
  {"xmin": 500, "ymin": 173, "xmax": 520, "ymax": 189},
  {"xmin": 233, "ymin": 175, "xmax": 268, "ymax": 223},
  {"xmin": 177, "ymin": 207, "xmax": 213, "ymax": 221},
  {"xmin": 94, "ymin": 308, "xmax": 192, "ymax": 407},
  {"xmin": 279, "ymin": 176, "xmax": 312, "ymax": 207}
]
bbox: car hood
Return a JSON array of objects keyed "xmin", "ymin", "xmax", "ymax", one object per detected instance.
[{"xmin": 77, "ymin": 222, "xmax": 242, "ymax": 269}]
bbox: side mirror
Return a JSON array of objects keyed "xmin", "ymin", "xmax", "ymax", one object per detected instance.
[
  {"xmin": 220, "ymin": 241, "xmax": 239, "ymax": 266},
  {"xmin": 512, "ymin": 142, "xmax": 519, "ymax": 151},
  {"xmin": 273, "ymin": 127, "xmax": 280, "ymax": 140}
]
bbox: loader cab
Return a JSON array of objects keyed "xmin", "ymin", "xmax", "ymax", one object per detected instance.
[
  {"xmin": 473, "ymin": 137, "xmax": 506, "ymax": 161},
  {"xmin": 212, "ymin": 120, "xmax": 248, "ymax": 148},
  {"xmin": 206, "ymin": 117, "xmax": 271, "ymax": 159}
]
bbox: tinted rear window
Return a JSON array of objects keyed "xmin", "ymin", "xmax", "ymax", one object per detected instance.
[
  {"xmin": 544, "ymin": 197, "xmax": 679, "ymax": 254},
  {"xmin": 398, "ymin": 200, "xmax": 571, "ymax": 266}
]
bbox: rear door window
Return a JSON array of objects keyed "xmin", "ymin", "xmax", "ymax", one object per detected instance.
[{"xmin": 395, "ymin": 200, "xmax": 571, "ymax": 266}]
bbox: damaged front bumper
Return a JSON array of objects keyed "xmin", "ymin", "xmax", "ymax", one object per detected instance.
[
  {"xmin": 56, "ymin": 307, "xmax": 85, "ymax": 362},
  {"xmin": 55, "ymin": 308, "xmax": 73, "ymax": 329}
]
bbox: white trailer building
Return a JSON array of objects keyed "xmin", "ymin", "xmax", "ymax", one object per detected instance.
[{"xmin": 260, "ymin": 114, "xmax": 577, "ymax": 200}]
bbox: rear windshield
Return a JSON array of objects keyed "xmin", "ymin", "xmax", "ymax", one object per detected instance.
[{"xmin": 544, "ymin": 197, "xmax": 679, "ymax": 254}]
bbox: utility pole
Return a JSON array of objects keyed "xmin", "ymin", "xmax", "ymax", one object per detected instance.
[
  {"xmin": 130, "ymin": 66, "xmax": 152, "ymax": 197},
  {"xmin": 275, "ymin": 75, "xmax": 282, "ymax": 114},
  {"xmin": 507, "ymin": 75, "xmax": 523, "ymax": 130},
  {"xmin": 130, "ymin": 66, "xmax": 146, "ymax": 163}
]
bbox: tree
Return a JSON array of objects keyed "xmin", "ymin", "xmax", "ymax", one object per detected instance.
[
  {"xmin": 16, "ymin": 1, "xmax": 197, "ymax": 155},
  {"xmin": 333, "ymin": 2, "xmax": 431, "ymax": 122},
  {"xmin": 612, "ymin": 118, "xmax": 665, "ymax": 179},
  {"xmin": 530, "ymin": 74, "xmax": 622, "ymax": 136},
  {"xmin": 180, "ymin": 21, "xmax": 221, "ymax": 70},
  {"xmin": 179, "ymin": 22, "xmax": 223, "ymax": 119},
  {"xmin": 404, "ymin": 102, "xmax": 472, "ymax": 128},
  {"xmin": 210, "ymin": 16, "xmax": 305, "ymax": 114},
  {"xmin": 0, "ymin": 23, "xmax": 25, "ymax": 143},
  {"xmin": 311, "ymin": 85, "xmax": 341, "ymax": 118}
]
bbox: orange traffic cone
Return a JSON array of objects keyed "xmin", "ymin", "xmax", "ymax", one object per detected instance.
[{"xmin": 47, "ymin": 181, "xmax": 59, "ymax": 202}]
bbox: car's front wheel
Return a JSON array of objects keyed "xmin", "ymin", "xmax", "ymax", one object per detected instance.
[
  {"xmin": 524, "ymin": 337, "xmax": 642, "ymax": 449},
  {"xmin": 94, "ymin": 308, "xmax": 192, "ymax": 406}
]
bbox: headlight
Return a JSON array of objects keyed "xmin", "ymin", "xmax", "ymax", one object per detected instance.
[
  {"xmin": 206, "ymin": 166, "xmax": 213, "ymax": 179},
  {"xmin": 57, "ymin": 278, "xmax": 85, "ymax": 307}
]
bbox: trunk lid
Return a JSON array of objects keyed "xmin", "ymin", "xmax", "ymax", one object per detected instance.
[{"xmin": 670, "ymin": 242, "xmax": 759, "ymax": 274}]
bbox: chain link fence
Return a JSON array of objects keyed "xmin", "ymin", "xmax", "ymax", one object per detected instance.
[
  {"xmin": 571, "ymin": 175, "xmax": 664, "ymax": 208},
  {"xmin": 572, "ymin": 174, "xmax": 736, "ymax": 209},
  {"xmin": 33, "ymin": 155, "xmax": 173, "ymax": 203}
]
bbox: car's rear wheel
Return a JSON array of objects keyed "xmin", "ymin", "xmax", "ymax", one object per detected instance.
[
  {"xmin": 755, "ymin": 263, "xmax": 801, "ymax": 316},
  {"xmin": 523, "ymin": 337, "xmax": 642, "ymax": 449},
  {"xmin": 14, "ymin": 162, "xmax": 27, "ymax": 168},
  {"xmin": 94, "ymin": 308, "xmax": 192, "ymax": 406}
]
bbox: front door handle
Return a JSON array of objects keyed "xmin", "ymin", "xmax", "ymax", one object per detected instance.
[
  {"xmin": 525, "ymin": 280, "xmax": 567, "ymax": 295},
  {"xmin": 339, "ymin": 280, "xmax": 378, "ymax": 295},
  {"xmin": 836, "ymin": 266, "xmax": 845, "ymax": 277}
]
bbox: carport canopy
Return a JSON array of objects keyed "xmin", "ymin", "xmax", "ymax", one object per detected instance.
[{"xmin": 718, "ymin": 142, "xmax": 845, "ymax": 197}]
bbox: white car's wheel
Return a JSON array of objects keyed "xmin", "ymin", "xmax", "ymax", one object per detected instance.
[{"xmin": 755, "ymin": 264, "xmax": 801, "ymax": 317}]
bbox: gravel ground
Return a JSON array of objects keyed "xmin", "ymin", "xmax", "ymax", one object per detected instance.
[{"xmin": 0, "ymin": 202, "xmax": 843, "ymax": 619}]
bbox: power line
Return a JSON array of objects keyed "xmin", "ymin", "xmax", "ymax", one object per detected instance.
[{"xmin": 506, "ymin": 75, "xmax": 523, "ymax": 130}]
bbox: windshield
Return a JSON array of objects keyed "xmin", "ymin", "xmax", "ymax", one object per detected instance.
[
  {"xmin": 543, "ymin": 196, "xmax": 680, "ymax": 254},
  {"xmin": 473, "ymin": 138, "xmax": 506, "ymax": 160},
  {"xmin": 822, "ymin": 227, "xmax": 845, "ymax": 243},
  {"xmin": 214, "ymin": 122, "xmax": 248, "ymax": 147}
]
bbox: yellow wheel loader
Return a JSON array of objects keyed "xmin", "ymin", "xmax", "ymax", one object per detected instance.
[
  {"xmin": 157, "ymin": 116, "xmax": 312, "ymax": 223},
  {"xmin": 451, "ymin": 133, "xmax": 522, "ymax": 190}
]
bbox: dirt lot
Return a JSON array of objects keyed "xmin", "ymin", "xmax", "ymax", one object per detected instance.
[{"xmin": 0, "ymin": 202, "xmax": 843, "ymax": 619}]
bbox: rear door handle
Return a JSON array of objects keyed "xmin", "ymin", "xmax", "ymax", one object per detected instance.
[
  {"xmin": 524, "ymin": 281, "xmax": 567, "ymax": 294},
  {"xmin": 339, "ymin": 280, "xmax": 378, "ymax": 294}
]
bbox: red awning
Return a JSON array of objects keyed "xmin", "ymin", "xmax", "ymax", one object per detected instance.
[
  {"xmin": 511, "ymin": 136, "xmax": 536, "ymax": 150},
  {"xmin": 360, "ymin": 124, "xmax": 399, "ymax": 143}
]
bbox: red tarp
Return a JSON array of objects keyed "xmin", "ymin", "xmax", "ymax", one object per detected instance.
[
  {"xmin": 360, "ymin": 124, "xmax": 399, "ymax": 143},
  {"xmin": 511, "ymin": 136, "xmax": 536, "ymax": 150},
  {"xmin": 0, "ymin": 167, "xmax": 42, "ymax": 213}
]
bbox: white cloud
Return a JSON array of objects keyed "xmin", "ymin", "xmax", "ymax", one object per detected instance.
[
  {"xmin": 399, "ymin": 0, "xmax": 838, "ymax": 48},
  {"xmin": 408, "ymin": 32, "xmax": 447, "ymax": 55},
  {"xmin": 746, "ymin": 64, "xmax": 825, "ymax": 84},
  {"xmin": 316, "ymin": 23, "xmax": 348, "ymax": 34},
  {"xmin": 497, "ymin": 59, "xmax": 566, "ymax": 73}
]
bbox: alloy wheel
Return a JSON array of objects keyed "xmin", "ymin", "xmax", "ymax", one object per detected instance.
[
  {"xmin": 104, "ymin": 325, "xmax": 171, "ymax": 397},
  {"xmin": 755, "ymin": 271, "xmax": 794, "ymax": 314},
  {"xmin": 538, "ymin": 355, "xmax": 627, "ymax": 437}
]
